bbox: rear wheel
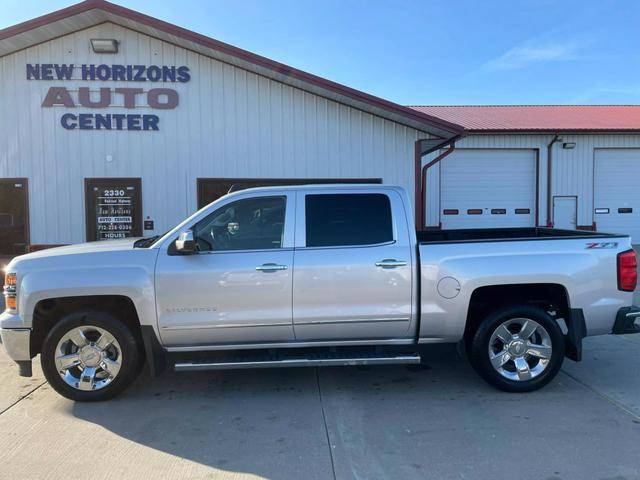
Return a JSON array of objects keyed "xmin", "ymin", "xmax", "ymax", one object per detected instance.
[
  {"xmin": 41, "ymin": 311, "xmax": 143, "ymax": 402},
  {"xmin": 469, "ymin": 305, "xmax": 565, "ymax": 392}
]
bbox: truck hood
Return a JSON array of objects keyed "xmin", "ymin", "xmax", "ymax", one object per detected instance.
[{"xmin": 6, "ymin": 238, "xmax": 143, "ymax": 269}]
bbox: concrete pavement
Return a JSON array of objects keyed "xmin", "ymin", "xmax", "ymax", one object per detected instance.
[{"xmin": 0, "ymin": 338, "xmax": 639, "ymax": 480}]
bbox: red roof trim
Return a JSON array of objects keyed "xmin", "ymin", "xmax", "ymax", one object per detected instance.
[
  {"xmin": 407, "ymin": 105, "xmax": 640, "ymax": 133},
  {"xmin": 460, "ymin": 129, "xmax": 640, "ymax": 133},
  {"xmin": 0, "ymin": 0, "xmax": 464, "ymax": 136}
]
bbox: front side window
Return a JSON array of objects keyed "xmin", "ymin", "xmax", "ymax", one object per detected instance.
[
  {"xmin": 194, "ymin": 196, "xmax": 286, "ymax": 252},
  {"xmin": 305, "ymin": 193, "xmax": 393, "ymax": 247}
]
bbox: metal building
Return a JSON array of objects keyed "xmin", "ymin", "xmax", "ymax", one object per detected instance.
[
  {"xmin": 0, "ymin": 0, "xmax": 462, "ymax": 254},
  {"xmin": 414, "ymin": 106, "xmax": 640, "ymax": 241},
  {"xmin": 2, "ymin": 2, "xmax": 640, "ymax": 255}
]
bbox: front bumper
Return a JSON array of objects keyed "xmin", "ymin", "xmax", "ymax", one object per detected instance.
[
  {"xmin": 0, "ymin": 310, "xmax": 33, "ymax": 377},
  {"xmin": 0, "ymin": 327, "xmax": 31, "ymax": 361},
  {"xmin": 613, "ymin": 306, "xmax": 640, "ymax": 334}
]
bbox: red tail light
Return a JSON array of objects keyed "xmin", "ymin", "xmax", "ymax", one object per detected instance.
[{"xmin": 617, "ymin": 249, "xmax": 637, "ymax": 292}]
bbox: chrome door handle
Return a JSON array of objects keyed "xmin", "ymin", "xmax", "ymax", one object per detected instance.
[
  {"xmin": 375, "ymin": 259, "xmax": 407, "ymax": 268},
  {"xmin": 256, "ymin": 263, "xmax": 288, "ymax": 271}
]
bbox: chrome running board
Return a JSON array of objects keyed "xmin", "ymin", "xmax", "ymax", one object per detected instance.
[{"xmin": 174, "ymin": 354, "xmax": 421, "ymax": 372}]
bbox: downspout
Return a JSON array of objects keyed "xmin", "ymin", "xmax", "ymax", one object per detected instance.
[
  {"xmin": 414, "ymin": 141, "xmax": 425, "ymax": 230},
  {"xmin": 546, "ymin": 133, "xmax": 560, "ymax": 227},
  {"xmin": 415, "ymin": 137, "xmax": 460, "ymax": 231}
]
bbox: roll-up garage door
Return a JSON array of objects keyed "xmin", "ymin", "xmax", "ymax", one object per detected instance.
[
  {"xmin": 594, "ymin": 149, "xmax": 640, "ymax": 242},
  {"xmin": 440, "ymin": 149, "xmax": 536, "ymax": 229}
]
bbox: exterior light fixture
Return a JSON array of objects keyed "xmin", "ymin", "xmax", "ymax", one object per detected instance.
[
  {"xmin": 90, "ymin": 39, "xmax": 119, "ymax": 54},
  {"xmin": 562, "ymin": 142, "xmax": 576, "ymax": 149}
]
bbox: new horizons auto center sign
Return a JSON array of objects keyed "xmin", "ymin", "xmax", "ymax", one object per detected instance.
[{"xmin": 27, "ymin": 63, "xmax": 190, "ymax": 131}]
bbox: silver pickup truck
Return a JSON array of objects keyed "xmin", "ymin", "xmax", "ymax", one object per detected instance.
[{"xmin": 2, "ymin": 184, "xmax": 639, "ymax": 401}]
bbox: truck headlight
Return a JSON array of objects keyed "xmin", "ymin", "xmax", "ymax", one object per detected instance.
[{"xmin": 3, "ymin": 272, "xmax": 17, "ymax": 312}]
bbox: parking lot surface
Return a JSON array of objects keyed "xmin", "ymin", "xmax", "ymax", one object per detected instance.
[{"xmin": 1, "ymin": 335, "xmax": 639, "ymax": 480}]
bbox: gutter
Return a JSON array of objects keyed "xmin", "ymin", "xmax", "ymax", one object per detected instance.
[{"xmin": 546, "ymin": 133, "xmax": 560, "ymax": 227}]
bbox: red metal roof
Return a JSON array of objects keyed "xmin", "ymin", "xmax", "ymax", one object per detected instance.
[{"xmin": 408, "ymin": 105, "xmax": 640, "ymax": 133}]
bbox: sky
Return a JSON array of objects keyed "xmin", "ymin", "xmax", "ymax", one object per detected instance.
[{"xmin": 2, "ymin": 0, "xmax": 639, "ymax": 106}]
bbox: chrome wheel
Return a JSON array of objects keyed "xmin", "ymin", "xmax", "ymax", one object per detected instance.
[
  {"xmin": 54, "ymin": 325, "xmax": 123, "ymax": 391},
  {"xmin": 488, "ymin": 318, "xmax": 552, "ymax": 382}
]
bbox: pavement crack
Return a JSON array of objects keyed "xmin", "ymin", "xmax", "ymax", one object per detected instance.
[
  {"xmin": 560, "ymin": 369, "xmax": 640, "ymax": 421},
  {"xmin": 0, "ymin": 381, "xmax": 47, "ymax": 417},
  {"xmin": 316, "ymin": 367, "xmax": 337, "ymax": 480}
]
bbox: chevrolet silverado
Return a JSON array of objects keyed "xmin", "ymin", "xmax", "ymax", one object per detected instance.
[{"xmin": 1, "ymin": 184, "xmax": 638, "ymax": 401}]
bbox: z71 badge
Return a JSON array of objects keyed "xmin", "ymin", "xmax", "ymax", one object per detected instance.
[{"xmin": 586, "ymin": 242, "xmax": 619, "ymax": 249}]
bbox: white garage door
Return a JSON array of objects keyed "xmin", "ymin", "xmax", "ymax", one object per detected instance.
[
  {"xmin": 440, "ymin": 149, "xmax": 536, "ymax": 229},
  {"xmin": 595, "ymin": 149, "xmax": 640, "ymax": 242}
]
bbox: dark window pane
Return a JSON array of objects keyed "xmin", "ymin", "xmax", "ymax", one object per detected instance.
[
  {"xmin": 515, "ymin": 208, "xmax": 531, "ymax": 214},
  {"xmin": 491, "ymin": 209, "xmax": 506, "ymax": 215},
  {"xmin": 467, "ymin": 209, "xmax": 483, "ymax": 215},
  {"xmin": 195, "ymin": 196, "xmax": 286, "ymax": 251},
  {"xmin": 443, "ymin": 209, "xmax": 459, "ymax": 215},
  {"xmin": 618, "ymin": 208, "xmax": 633, "ymax": 214},
  {"xmin": 305, "ymin": 194, "xmax": 392, "ymax": 247},
  {"xmin": 84, "ymin": 178, "xmax": 141, "ymax": 241}
]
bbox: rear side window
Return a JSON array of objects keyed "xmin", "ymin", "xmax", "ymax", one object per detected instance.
[{"xmin": 305, "ymin": 194, "xmax": 393, "ymax": 247}]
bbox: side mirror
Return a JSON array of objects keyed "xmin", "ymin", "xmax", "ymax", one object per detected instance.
[{"xmin": 175, "ymin": 230, "xmax": 196, "ymax": 254}]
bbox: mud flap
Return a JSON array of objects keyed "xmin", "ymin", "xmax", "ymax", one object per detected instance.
[
  {"xmin": 141, "ymin": 325, "xmax": 167, "ymax": 378},
  {"xmin": 565, "ymin": 309, "xmax": 587, "ymax": 362}
]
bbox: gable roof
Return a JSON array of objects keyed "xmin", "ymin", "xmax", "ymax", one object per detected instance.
[
  {"xmin": 0, "ymin": 0, "xmax": 464, "ymax": 139},
  {"xmin": 408, "ymin": 105, "xmax": 640, "ymax": 133}
]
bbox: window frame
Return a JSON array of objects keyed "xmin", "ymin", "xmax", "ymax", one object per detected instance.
[
  {"xmin": 165, "ymin": 190, "xmax": 296, "ymax": 255},
  {"xmin": 295, "ymin": 189, "xmax": 398, "ymax": 250},
  {"xmin": 193, "ymin": 195, "xmax": 288, "ymax": 253},
  {"xmin": 84, "ymin": 177, "xmax": 142, "ymax": 242}
]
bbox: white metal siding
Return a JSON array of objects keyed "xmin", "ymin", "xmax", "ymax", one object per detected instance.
[
  {"xmin": 0, "ymin": 23, "xmax": 428, "ymax": 245},
  {"xmin": 425, "ymin": 133, "xmax": 640, "ymax": 231},
  {"xmin": 439, "ymin": 149, "xmax": 536, "ymax": 229},
  {"xmin": 594, "ymin": 148, "xmax": 640, "ymax": 241}
]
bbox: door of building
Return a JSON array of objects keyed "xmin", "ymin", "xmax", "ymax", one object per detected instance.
[
  {"xmin": 440, "ymin": 149, "xmax": 537, "ymax": 229},
  {"xmin": 85, "ymin": 178, "xmax": 142, "ymax": 241},
  {"xmin": 553, "ymin": 196, "xmax": 577, "ymax": 230},
  {"xmin": 0, "ymin": 179, "xmax": 29, "ymax": 255},
  {"xmin": 594, "ymin": 148, "xmax": 640, "ymax": 242}
]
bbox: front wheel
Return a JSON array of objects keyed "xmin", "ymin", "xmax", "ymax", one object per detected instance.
[
  {"xmin": 41, "ymin": 311, "xmax": 143, "ymax": 402},
  {"xmin": 469, "ymin": 306, "xmax": 565, "ymax": 393}
]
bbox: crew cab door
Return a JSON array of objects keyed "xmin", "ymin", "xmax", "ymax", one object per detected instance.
[
  {"xmin": 292, "ymin": 189, "xmax": 415, "ymax": 341},
  {"xmin": 155, "ymin": 192, "xmax": 295, "ymax": 347}
]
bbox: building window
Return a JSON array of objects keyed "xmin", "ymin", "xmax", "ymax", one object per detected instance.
[{"xmin": 84, "ymin": 178, "xmax": 142, "ymax": 241}]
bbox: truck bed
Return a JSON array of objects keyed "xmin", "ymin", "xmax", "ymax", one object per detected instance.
[{"xmin": 417, "ymin": 227, "xmax": 624, "ymax": 244}]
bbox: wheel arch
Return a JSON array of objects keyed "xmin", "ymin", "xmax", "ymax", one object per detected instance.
[
  {"xmin": 31, "ymin": 295, "xmax": 142, "ymax": 356},
  {"xmin": 463, "ymin": 283, "xmax": 585, "ymax": 361}
]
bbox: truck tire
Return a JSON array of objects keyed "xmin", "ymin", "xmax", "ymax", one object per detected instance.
[
  {"xmin": 40, "ymin": 310, "xmax": 143, "ymax": 402},
  {"xmin": 469, "ymin": 305, "xmax": 565, "ymax": 393}
]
